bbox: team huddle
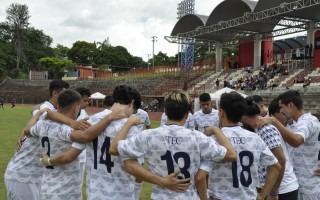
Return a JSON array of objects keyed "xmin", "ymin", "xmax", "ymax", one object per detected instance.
[{"xmin": 4, "ymin": 79, "xmax": 320, "ymax": 200}]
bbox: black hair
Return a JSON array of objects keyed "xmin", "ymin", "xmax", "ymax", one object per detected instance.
[
  {"xmin": 112, "ymin": 85, "xmax": 141, "ymax": 109},
  {"xmin": 165, "ymin": 90, "xmax": 191, "ymax": 121},
  {"xmin": 252, "ymin": 95, "xmax": 263, "ymax": 104},
  {"xmin": 244, "ymin": 96, "xmax": 261, "ymax": 117},
  {"xmin": 199, "ymin": 93, "xmax": 211, "ymax": 102},
  {"xmin": 268, "ymin": 98, "xmax": 280, "ymax": 116},
  {"xmin": 75, "ymin": 87, "xmax": 91, "ymax": 98},
  {"xmin": 220, "ymin": 92, "xmax": 246, "ymax": 123},
  {"xmin": 57, "ymin": 89, "xmax": 81, "ymax": 111},
  {"xmin": 103, "ymin": 95, "xmax": 114, "ymax": 107},
  {"xmin": 49, "ymin": 80, "xmax": 70, "ymax": 97},
  {"xmin": 278, "ymin": 90, "xmax": 303, "ymax": 109}
]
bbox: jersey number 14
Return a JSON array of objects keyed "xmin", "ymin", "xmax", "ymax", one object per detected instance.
[{"xmin": 93, "ymin": 136, "xmax": 114, "ymax": 173}]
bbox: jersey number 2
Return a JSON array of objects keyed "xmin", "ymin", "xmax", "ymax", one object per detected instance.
[
  {"xmin": 161, "ymin": 150, "xmax": 191, "ymax": 179},
  {"xmin": 93, "ymin": 136, "xmax": 114, "ymax": 173},
  {"xmin": 232, "ymin": 151, "xmax": 254, "ymax": 188}
]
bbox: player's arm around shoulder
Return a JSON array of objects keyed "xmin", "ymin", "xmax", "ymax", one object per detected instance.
[
  {"xmin": 24, "ymin": 108, "xmax": 49, "ymax": 137},
  {"xmin": 40, "ymin": 146, "xmax": 83, "ymax": 166},
  {"xmin": 204, "ymin": 126, "xmax": 237, "ymax": 162},
  {"xmin": 257, "ymin": 116, "xmax": 304, "ymax": 148},
  {"xmin": 109, "ymin": 115, "xmax": 142, "ymax": 155}
]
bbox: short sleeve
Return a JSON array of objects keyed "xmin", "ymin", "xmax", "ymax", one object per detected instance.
[
  {"xmin": 200, "ymin": 160, "xmax": 215, "ymax": 173},
  {"xmin": 30, "ymin": 121, "xmax": 41, "ymax": 137},
  {"xmin": 198, "ymin": 133, "xmax": 227, "ymax": 162},
  {"xmin": 118, "ymin": 132, "xmax": 148, "ymax": 160},
  {"xmin": 72, "ymin": 142, "xmax": 86, "ymax": 150},
  {"xmin": 258, "ymin": 125, "xmax": 282, "ymax": 150},
  {"xmin": 294, "ymin": 118, "xmax": 310, "ymax": 141},
  {"xmin": 259, "ymin": 138, "xmax": 278, "ymax": 166},
  {"xmin": 57, "ymin": 125, "xmax": 74, "ymax": 142},
  {"xmin": 145, "ymin": 114, "xmax": 151, "ymax": 126}
]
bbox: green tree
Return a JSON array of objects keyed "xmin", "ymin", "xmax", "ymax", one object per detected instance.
[
  {"xmin": 38, "ymin": 57, "xmax": 72, "ymax": 79},
  {"xmin": 0, "ymin": 22, "xmax": 15, "ymax": 77},
  {"xmin": 53, "ymin": 44, "xmax": 69, "ymax": 60},
  {"xmin": 68, "ymin": 41, "xmax": 96, "ymax": 64},
  {"xmin": 6, "ymin": 3, "xmax": 30, "ymax": 69},
  {"xmin": 24, "ymin": 27, "xmax": 53, "ymax": 69}
]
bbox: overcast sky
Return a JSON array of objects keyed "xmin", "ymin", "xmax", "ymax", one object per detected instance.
[{"xmin": 0, "ymin": 0, "xmax": 227, "ymax": 61}]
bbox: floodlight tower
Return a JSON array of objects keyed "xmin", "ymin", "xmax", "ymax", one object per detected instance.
[{"xmin": 177, "ymin": 0, "xmax": 195, "ymax": 75}]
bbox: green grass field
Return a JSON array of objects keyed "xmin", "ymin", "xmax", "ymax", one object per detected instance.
[{"xmin": 0, "ymin": 105, "xmax": 158, "ymax": 200}]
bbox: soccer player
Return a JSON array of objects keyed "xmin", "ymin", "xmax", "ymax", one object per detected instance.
[
  {"xmin": 109, "ymin": 90, "xmax": 237, "ymax": 200},
  {"xmin": 257, "ymin": 90, "xmax": 320, "ymax": 200},
  {"xmin": 23, "ymin": 89, "xmax": 86, "ymax": 199},
  {"xmin": 4, "ymin": 109, "xmax": 49, "ymax": 200},
  {"xmin": 74, "ymin": 87, "xmax": 91, "ymax": 186},
  {"xmin": 33, "ymin": 79, "xmax": 70, "ymax": 114},
  {"xmin": 4, "ymin": 80, "xmax": 71, "ymax": 200},
  {"xmin": 160, "ymin": 112, "xmax": 195, "ymax": 130},
  {"xmin": 134, "ymin": 108, "xmax": 151, "ymax": 132},
  {"xmin": 195, "ymin": 92, "xmax": 281, "ymax": 200},
  {"xmin": 103, "ymin": 95, "xmax": 114, "ymax": 109},
  {"xmin": 193, "ymin": 93, "xmax": 219, "ymax": 132},
  {"xmin": 267, "ymin": 98, "xmax": 299, "ymax": 200},
  {"xmin": 252, "ymin": 94, "xmax": 268, "ymax": 117},
  {"xmin": 242, "ymin": 97, "xmax": 287, "ymax": 199},
  {"xmin": 132, "ymin": 107, "xmax": 151, "ymax": 200}
]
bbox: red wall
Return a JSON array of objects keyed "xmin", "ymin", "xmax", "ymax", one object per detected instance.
[
  {"xmin": 239, "ymin": 41, "xmax": 254, "ymax": 68},
  {"xmin": 262, "ymin": 39, "xmax": 273, "ymax": 64},
  {"xmin": 314, "ymin": 31, "xmax": 320, "ymax": 68}
]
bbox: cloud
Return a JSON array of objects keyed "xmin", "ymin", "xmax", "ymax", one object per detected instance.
[{"xmin": 0, "ymin": 0, "xmax": 225, "ymax": 61}]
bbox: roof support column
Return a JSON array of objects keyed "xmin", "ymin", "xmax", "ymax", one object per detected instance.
[
  {"xmin": 215, "ymin": 42, "xmax": 222, "ymax": 72},
  {"xmin": 307, "ymin": 21, "xmax": 315, "ymax": 46},
  {"xmin": 254, "ymin": 34, "xmax": 262, "ymax": 69}
]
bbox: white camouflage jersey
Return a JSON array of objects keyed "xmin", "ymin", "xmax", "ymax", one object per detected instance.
[
  {"xmin": 256, "ymin": 124, "xmax": 282, "ymax": 187},
  {"xmin": 118, "ymin": 124, "xmax": 227, "ymax": 200},
  {"xmin": 4, "ymin": 104, "xmax": 55, "ymax": 185},
  {"xmin": 160, "ymin": 113, "xmax": 195, "ymax": 130},
  {"xmin": 133, "ymin": 108, "xmax": 151, "ymax": 132},
  {"xmin": 86, "ymin": 109, "xmax": 138, "ymax": 200},
  {"xmin": 200, "ymin": 126, "xmax": 278, "ymax": 200},
  {"xmin": 30, "ymin": 119, "xmax": 85, "ymax": 200},
  {"xmin": 193, "ymin": 109, "xmax": 219, "ymax": 132},
  {"xmin": 290, "ymin": 113, "xmax": 320, "ymax": 194},
  {"xmin": 77, "ymin": 109, "xmax": 89, "ymax": 163}
]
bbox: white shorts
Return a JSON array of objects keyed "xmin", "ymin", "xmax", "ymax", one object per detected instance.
[
  {"xmin": 298, "ymin": 192, "xmax": 320, "ymax": 200},
  {"xmin": 4, "ymin": 179, "xmax": 40, "ymax": 200}
]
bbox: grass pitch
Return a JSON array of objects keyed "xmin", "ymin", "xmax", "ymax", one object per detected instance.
[{"xmin": 0, "ymin": 105, "xmax": 158, "ymax": 200}]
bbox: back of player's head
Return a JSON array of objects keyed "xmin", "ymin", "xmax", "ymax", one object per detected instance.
[
  {"xmin": 75, "ymin": 87, "xmax": 91, "ymax": 98},
  {"xmin": 103, "ymin": 95, "xmax": 114, "ymax": 108},
  {"xmin": 244, "ymin": 96, "xmax": 261, "ymax": 117},
  {"xmin": 220, "ymin": 92, "xmax": 246, "ymax": 123},
  {"xmin": 268, "ymin": 98, "xmax": 280, "ymax": 116},
  {"xmin": 278, "ymin": 90, "xmax": 303, "ymax": 109},
  {"xmin": 252, "ymin": 95, "xmax": 263, "ymax": 104},
  {"xmin": 165, "ymin": 90, "xmax": 191, "ymax": 121},
  {"xmin": 112, "ymin": 85, "xmax": 141, "ymax": 109},
  {"xmin": 199, "ymin": 93, "xmax": 211, "ymax": 102},
  {"xmin": 57, "ymin": 89, "xmax": 81, "ymax": 111},
  {"xmin": 49, "ymin": 80, "xmax": 70, "ymax": 97}
]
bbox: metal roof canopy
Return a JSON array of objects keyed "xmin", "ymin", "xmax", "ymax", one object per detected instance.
[{"xmin": 166, "ymin": 0, "xmax": 320, "ymax": 45}]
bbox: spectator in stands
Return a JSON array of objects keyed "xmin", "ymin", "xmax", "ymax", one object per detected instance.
[
  {"xmin": 0, "ymin": 97, "xmax": 4, "ymax": 109},
  {"xmin": 252, "ymin": 95, "xmax": 268, "ymax": 117},
  {"xmin": 303, "ymin": 77, "xmax": 311, "ymax": 88},
  {"xmin": 103, "ymin": 95, "xmax": 114, "ymax": 109},
  {"xmin": 215, "ymin": 79, "xmax": 220, "ymax": 89}
]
